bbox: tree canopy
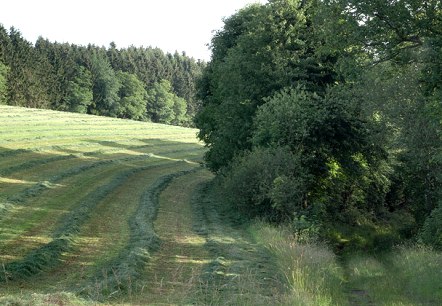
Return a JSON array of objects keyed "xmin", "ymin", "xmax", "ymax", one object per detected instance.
[
  {"xmin": 0, "ymin": 26, "xmax": 205, "ymax": 126},
  {"xmin": 195, "ymin": 0, "xmax": 442, "ymax": 251}
]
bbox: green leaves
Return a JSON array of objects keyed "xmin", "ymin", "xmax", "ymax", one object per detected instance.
[
  {"xmin": 90, "ymin": 53, "xmax": 121, "ymax": 117},
  {"xmin": 116, "ymin": 71, "xmax": 148, "ymax": 120},
  {"xmin": 146, "ymin": 79, "xmax": 189, "ymax": 125},
  {"xmin": 196, "ymin": 0, "xmax": 338, "ymax": 171},
  {"xmin": 66, "ymin": 66, "xmax": 93, "ymax": 113},
  {"xmin": 0, "ymin": 61, "xmax": 7, "ymax": 105}
]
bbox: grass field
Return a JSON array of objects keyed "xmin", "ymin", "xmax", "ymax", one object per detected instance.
[
  {"xmin": 0, "ymin": 106, "xmax": 286, "ymax": 305},
  {"xmin": 1, "ymin": 105, "xmax": 441, "ymax": 306}
]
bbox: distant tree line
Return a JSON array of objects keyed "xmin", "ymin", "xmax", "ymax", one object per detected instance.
[
  {"xmin": 196, "ymin": 0, "xmax": 441, "ymax": 251},
  {"xmin": 0, "ymin": 25, "xmax": 204, "ymax": 126}
]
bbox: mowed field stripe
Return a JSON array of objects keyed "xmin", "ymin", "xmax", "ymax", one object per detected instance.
[
  {"xmin": 0, "ymin": 157, "xmax": 159, "ymax": 262},
  {"xmin": 2, "ymin": 162, "xmax": 199, "ymax": 296},
  {"xmin": 126, "ymin": 170, "xmax": 213, "ymax": 305},
  {"xmin": 0, "ymin": 106, "xmax": 207, "ymax": 302}
]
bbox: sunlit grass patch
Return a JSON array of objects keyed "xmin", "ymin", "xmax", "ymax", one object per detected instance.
[{"xmin": 0, "ymin": 177, "xmax": 38, "ymax": 185}]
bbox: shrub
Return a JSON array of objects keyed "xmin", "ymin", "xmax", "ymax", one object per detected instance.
[
  {"xmin": 219, "ymin": 147, "xmax": 312, "ymax": 221},
  {"xmin": 419, "ymin": 203, "xmax": 442, "ymax": 250}
]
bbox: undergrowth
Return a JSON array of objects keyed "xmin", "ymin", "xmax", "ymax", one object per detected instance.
[{"xmin": 250, "ymin": 222, "xmax": 347, "ymax": 306}]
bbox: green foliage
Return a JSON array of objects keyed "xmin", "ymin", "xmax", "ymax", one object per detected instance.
[
  {"xmin": 218, "ymin": 147, "xmax": 311, "ymax": 221},
  {"xmin": 66, "ymin": 66, "xmax": 93, "ymax": 113},
  {"xmin": 4, "ymin": 28, "xmax": 51, "ymax": 108},
  {"xmin": 90, "ymin": 53, "xmax": 121, "ymax": 116},
  {"xmin": 116, "ymin": 71, "xmax": 148, "ymax": 120},
  {"xmin": 251, "ymin": 86, "xmax": 390, "ymax": 223},
  {"xmin": 146, "ymin": 79, "xmax": 189, "ymax": 125},
  {"xmin": 0, "ymin": 60, "xmax": 7, "ymax": 104},
  {"xmin": 419, "ymin": 203, "xmax": 442, "ymax": 250},
  {"xmin": 196, "ymin": 0, "xmax": 338, "ymax": 171},
  {"xmin": 195, "ymin": 0, "xmax": 441, "ymax": 250},
  {"xmin": 0, "ymin": 25, "xmax": 203, "ymax": 126}
]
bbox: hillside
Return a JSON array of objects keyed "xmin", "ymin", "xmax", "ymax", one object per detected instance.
[{"xmin": 0, "ymin": 106, "xmax": 283, "ymax": 305}]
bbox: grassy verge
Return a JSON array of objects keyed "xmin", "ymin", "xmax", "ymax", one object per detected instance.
[
  {"xmin": 0, "ymin": 292, "xmax": 92, "ymax": 306},
  {"xmin": 190, "ymin": 183, "xmax": 285, "ymax": 305},
  {"xmin": 250, "ymin": 222, "xmax": 347, "ymax": 306},
  {"xmin": 345, "ymin": 245, "xmax": 442, "ymax": 305}
]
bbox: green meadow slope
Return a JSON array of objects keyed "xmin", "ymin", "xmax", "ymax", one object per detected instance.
[
  {"xmin": 1, "ymin": 106, "xmax": 440, "ymax": 306},
  {"xmin": 0, "ymin": 106, "xmax": 283, "ymax": 305}
]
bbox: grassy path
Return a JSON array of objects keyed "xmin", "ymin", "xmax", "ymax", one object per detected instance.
[
  {"xmin": 118, "ymin": 172, "xmax": 284, "ymax": 305},
  {"xmin": 131, "ymin": 170, "xmax": 213, "ymax": 305},
  {"xmin": 192, "ymin": 184, "xmax": 284, "ymax": 305}
]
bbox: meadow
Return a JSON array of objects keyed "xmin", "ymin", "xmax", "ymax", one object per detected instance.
[{"xmin": 0, "ymin": 105, "xmax": 441, "ymax": 305}]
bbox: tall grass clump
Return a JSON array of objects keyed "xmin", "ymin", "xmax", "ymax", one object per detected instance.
[
  {"xmin": 346, "ymin": 245, "xmax": 442, "ymax": 305},
  {"xmin": 250, "ymin": 221, "xmax": 347, "ymax": 306}
]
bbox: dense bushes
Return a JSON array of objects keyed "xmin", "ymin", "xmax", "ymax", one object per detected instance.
[
  {"xmin": 419, "ymin": 203, "xmax": 442, "ymax": 250},
  {"xmin": 196, "ymin": 0, "xmax": 442, "ymax": 251},
  {"xmin": 219, "ymin": 147, "xmax": 310, "ymax": 221}
]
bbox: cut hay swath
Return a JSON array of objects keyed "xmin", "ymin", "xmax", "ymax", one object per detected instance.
[
  {"xmin": 0, "ymin": 106, "xmax": 286, "ymax": 305},
  {"xmin": 0, "ymin": 105, "xmax": 205, "ymax": 292}
]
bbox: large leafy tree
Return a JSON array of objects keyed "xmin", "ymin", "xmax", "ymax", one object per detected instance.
[
  {"xmin": 116, "ymin": 71, "xmax": 148, "ymax": 120},
  {"xmin": 89, "ymin": 52, "xmax": 121, "ymax": 117},
  {"xmin": 319, "ymin": 0, "xmax": 442, "ymax": 222},
  {"xmin": 195, "ymin": 0, "xmax": 338, "ymax": 171}
]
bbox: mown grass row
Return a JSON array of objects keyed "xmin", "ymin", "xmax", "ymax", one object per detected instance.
[
  {"xmin": 0, "ymin": 154, "xmax": 77, "ymax": 176},
  {"xmin": 189, "ymin": 182, "xmax": 284, "ymax": 305},
  {"xmin": 82, "ymin": 168, "xmax": 202, "ymax": 300},
  {"xmin": 2, "ymin": 145, "xmax": 201, "ymax": 209},
  {"xmin": 0, "ymin": 150, "xmax": 202, "ymax": 263},
  {"xmin": 0, "ymin": 160, "xmax": 196, "ymax": 283},
  {"xmin": 0, "ymin": 106, "xmax": 204, "ymax": 282},
  {"xmin": 0, "ymin": 106, "xmax": 206, "ymax": 303},
  {"xmin": 0, "ymin": 165, "xmax": 151, "ymax": 282},
  {"xmin": 4, "ymin": 155, "xmax": 148, "ymax": 206}
]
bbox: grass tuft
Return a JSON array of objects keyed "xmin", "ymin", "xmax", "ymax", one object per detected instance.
[{"xmin": 250, "ymin": 222, "xmax": 348, "ymax": 306}]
